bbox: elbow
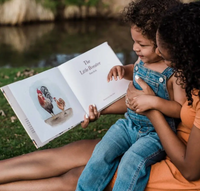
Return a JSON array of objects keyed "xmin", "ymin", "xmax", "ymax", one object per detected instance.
[
  {"xmin": 177, "ymin": 160, "xmax": 200, "ymax": 181},
  {"xmin": 181, "ymin": 170, "xmax": 200, "ymax": 181},
  {"xmin": 183, "ymin": 175, "xmax": 199, "ymax": 182}
]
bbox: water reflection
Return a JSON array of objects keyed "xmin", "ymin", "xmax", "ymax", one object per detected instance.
[{"xmin": 0, "ymin": 20, "xmax": 138, "ymax": 68}]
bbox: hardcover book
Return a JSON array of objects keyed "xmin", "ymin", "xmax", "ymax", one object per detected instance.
[{"xmin": 1, "ymin": 42, "xmax": 130, "ymax": 148}]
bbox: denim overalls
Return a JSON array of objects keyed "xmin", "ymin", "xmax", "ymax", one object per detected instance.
[{"xmin": 76, "ymin": 60, "xmax": 176, "ymax": 191}]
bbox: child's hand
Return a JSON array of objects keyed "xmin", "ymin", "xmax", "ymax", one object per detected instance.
[
  {"xmin": 81, "ymin": 104, "xmax": 100, "ymax": 128},
  {"xmin": 107, "ymin": 65, "xmax": 125, "ymax": 82},
  {"xmin": 126, "ymin": 76, "xmax": 156, "ymax": 113},
  {"xmin": 127, "ymin": 94, "xmax": 154, "ymax": 113},
  {"xmin": 126, "ymin": 76, "xmax": 155, "ymax": 99}
]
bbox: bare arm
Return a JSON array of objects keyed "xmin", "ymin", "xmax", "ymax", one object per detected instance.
[
  {"xmin": 146, "ymin": 110, "xmax": 200, "ymax": 181},
  {"xmin": 123, "ymin": 64, "xmax": 134, "ymax": 80},
  {"xmin": 107, "ymin": 64, "xmax": 134, "ymax": 81},
  {"xmin": 127, "ymin": 76, "xmax": 186, "ymax": 118},
  {"xmin": 101, "ymin": 97, "xmax": 127, "ymax": 115},
  {"xmin": 122, "ymin": 58, "xmax": 140, "ymax": 80},
  {"xmin": 147, "ymin": 96, "xmax": 182, "ymax": 118},
  {"xmin": 81, "ymin": 62, "xmax": 136, "ymax": 128},
  {"xmin": 151, "ymin": 75, "xmax": 186, "ymax": 118},
  {"xmin": 81, "ymin": 60, "xmax": 141, "ymax": 128},
  {"xmin": 126, "ymin": 75, "xmax": 200, "ymax": 180}
]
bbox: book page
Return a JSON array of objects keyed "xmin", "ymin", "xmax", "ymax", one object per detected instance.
[
  {"xmin": 59, "ymin": 42, "xmax": 130, "ymax": 113},
  {"xmin": 4, "ymin": 68, "xmax": 85, "ymax": 145}
]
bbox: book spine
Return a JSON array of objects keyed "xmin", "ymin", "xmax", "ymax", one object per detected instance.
[{"xmin": 25, "ymin": 118, "xmax": 36, "ymax": 134}]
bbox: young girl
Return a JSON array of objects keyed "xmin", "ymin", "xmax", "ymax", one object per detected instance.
[
  {"xmin": 109, "ymin": 2, "xmax": 200, "ymax": 190},
  {"xmin": 0, "ymin": 1, "xmax": 190, "ymax": 191},
  {"xmin": 144, "ymin": 2, "xmax": 200, "ymax": 190},
  {"xmin": 76, "ymin": 0, "xmax": 185, "ymax": 190}
]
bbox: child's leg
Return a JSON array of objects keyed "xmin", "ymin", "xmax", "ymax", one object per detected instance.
[
  {"xmin": 76, "ymin": 119, "xmax": 137, "ymax": 191},
  {"xmin": 0, "ymin": 166, "xmax": 85, "ymax": 191},
  {"xmin": 113, "ymin": 132, "xmax": 165, "ymax": 191},
  {"xmin": 0, "ymin": 139, "xmax": 100, "ymax": 184}
]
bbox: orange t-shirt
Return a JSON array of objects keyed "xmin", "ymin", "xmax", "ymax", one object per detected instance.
[{"xmin": 108, "ymin": 93, "xmax": 200, "ymax": 191}]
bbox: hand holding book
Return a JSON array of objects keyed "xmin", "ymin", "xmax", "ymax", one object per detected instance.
[{"xmin": 1, "ymin": 42, "xmax": 130, "ymax": 148}]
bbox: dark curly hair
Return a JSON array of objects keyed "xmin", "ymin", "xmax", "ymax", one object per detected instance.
[
  {"xmin": 158, "ymin": 2, "xmax": 200, "ymax": 105},
  {"xmin": 122, "ymin": 0, "xmax": 181, "ymax": 47}
]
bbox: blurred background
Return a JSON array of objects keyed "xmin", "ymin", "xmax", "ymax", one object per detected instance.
[{"xmin": 0, "ymin": 0, "xmax": 196, "ymax": 68}]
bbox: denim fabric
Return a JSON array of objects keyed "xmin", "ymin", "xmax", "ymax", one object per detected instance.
[
  {"xmin": 76, "ymin": 60, "xmax": 175, "ymax": 191},
  {"xmin": 132, "ymin": 60, "xmax": 176, "ymax": 132}
]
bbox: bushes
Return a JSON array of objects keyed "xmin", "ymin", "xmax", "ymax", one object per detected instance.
[{"xmin": 36, "ymin": 0, "xmax": 101, "ymax": 11}]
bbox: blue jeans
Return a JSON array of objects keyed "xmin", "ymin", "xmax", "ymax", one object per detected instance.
[{"xmin": 76, "ymin": 113, "xmax": 166, "ymax": 191}]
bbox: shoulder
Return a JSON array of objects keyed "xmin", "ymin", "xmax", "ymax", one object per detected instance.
[
  {"xmin": 170, "ymin": 74, "xmax": 187, "ymax": 105},
  {"xmin": 192, "ymin": 90, "xmax": 200, "ymax": 108},
  {"xmin": 192, "ymin": 91, "xmax": 200, "ymax": 129}
]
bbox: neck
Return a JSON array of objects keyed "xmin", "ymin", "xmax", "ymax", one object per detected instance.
[{"xmin": 145, "ymin": 57, "xmax": 163, "ymax": 65}]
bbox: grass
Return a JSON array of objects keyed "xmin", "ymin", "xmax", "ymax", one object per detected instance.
[{"xmin": 0, "ymin": 67, "xmax": 124, "ymax": 160}]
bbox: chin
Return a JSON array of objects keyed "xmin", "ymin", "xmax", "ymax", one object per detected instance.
[{"xmin": 139, "ymin": 57, "xmax": 145, "ymax": 62}]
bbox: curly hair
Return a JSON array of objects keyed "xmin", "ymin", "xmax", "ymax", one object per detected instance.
[
  {"xmin": 158, "ymin": 2, "xmax": 200, "ymax": 105},
  {"xmin": 122, "ymin": 0, "xmax": 181, "ymax": 47}
]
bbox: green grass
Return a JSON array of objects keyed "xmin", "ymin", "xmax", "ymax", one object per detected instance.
[{"xmin": 0, "ymin": 68, "xmax": 124, "ymax": 160}]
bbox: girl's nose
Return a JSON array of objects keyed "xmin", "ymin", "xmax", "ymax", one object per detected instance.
[{"xmin": 133, "ymin": 43, "xmax": 139, "ymax": 52}]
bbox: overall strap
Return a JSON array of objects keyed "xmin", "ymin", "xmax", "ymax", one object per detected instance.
[
  {"xmin": 138, "ymin": 59, "xmax": 174, "ymax": 79},
  {"xmin": 161, "ymin": 67, "xmax": 174, "ymax": 79},
  {"xmin": 138, "ymin": 59, "xmax": 144, "ymax": 66}
]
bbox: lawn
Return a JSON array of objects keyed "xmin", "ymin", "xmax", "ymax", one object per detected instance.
[{"xmin": 0, "ymin": 68, "xmax": 124, "ymax": 160}]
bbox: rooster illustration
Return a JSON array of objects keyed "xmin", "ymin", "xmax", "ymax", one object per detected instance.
[
  {"xmin": 37, "ymin": 86, "xmax": 55, "ymax": 117},
  {"xmin": 53, "ymin": 97, "xmax": 65, "ymax": 113}
]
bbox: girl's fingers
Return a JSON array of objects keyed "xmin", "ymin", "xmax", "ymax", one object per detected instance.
[
  {"xmin": 107, "ymin": 71, "xmax": 113, "ymax": 82},
  {"xmin": 121, "ymin": 69, "xmax": 125, "ymax": 79},
  {"xmin": 116, "ymin": 67, "xmax": 122, "ymax": 80},
  {"xmin": 88, "ymin": 105, "xmax": 95, "ymax": 120},
  {"xmin": 112, "ymin": 70, "xmax": 118, "ymax": 81},
  {"xmin": 81, "ymin": 104, "xmax": 100, "ymax": 129},
  {"xmin": 135, "ymin": 75, "xmax": 155, "ymax": 95},
  {"xmin": 89, "ymin": 104, "xmax": 100, "ymax": 121},
  {"xmin": 92, "ymin": 104, "xmax": 98, "ymax": 116},
  {"xmin": 81, "ymin": 114, "xmax": 89, "ymax": 128},
  {"xmin": 92, "ymin": 104, "xmax": 101, "ymax": 119},
  {"xmin": 128, "ymin": 81, "xmax": 136, "ymax": 91}
]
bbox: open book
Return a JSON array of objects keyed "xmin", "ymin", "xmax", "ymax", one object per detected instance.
[{"xmin": 1, "ymin": 42, "xmax": 130, "ymax": 148}]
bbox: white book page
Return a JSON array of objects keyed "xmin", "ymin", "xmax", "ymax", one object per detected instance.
[
  {"xmin": 7, "ymin": 68, "xmax": 85, "ymax": 143},
  {"xmin": 59, "ymin": 42, "xmax": 130, "ymax": 113}
]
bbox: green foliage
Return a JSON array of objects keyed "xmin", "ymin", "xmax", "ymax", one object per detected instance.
[
  {"xmin": 35, "ymin": 0, "xmax": 101, "ymax": 12},
  {"xmin": 63, "ymin": 0, "xmax": 100, "ymax": 7},
  {"xmin": 35, "ymin": 0, "xmax": 59, "ymax": 12},
  {"xmin": 85, "ymin": 0, "xmax": 99, "ymax": 7},
  {"xmin": 0, "ymin": 0, "xmax": 101, "ymax": 6},
  {"xmin": 0, "ymin": 0, "xmax": 9, "ymax": 4},
  {"xmin": 64, "ymin": 0, "xmax": 83, "ymax": 6},
  {"xmin": 0, "ymin": 0, "xmax": 101, "ymax": 13}
]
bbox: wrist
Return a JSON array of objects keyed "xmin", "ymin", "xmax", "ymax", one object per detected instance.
[
  {"xmin": 150, "ymin": 96, "xmax": 159, "ymax": 110},
  {"xmin": 146, "ymin": 109, "xmax": 161, "ymax": 119},
  {"xmin": 124, "ymin": 64, "xmax": 134, "ymax": 80}
]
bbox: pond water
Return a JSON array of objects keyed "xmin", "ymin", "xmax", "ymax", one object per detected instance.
[{"xmin": 0, "ymin": 19, "xmax": 137, "ymax": 68}]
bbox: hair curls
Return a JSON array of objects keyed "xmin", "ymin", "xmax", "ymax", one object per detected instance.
[
  {"xmin": 122, "ymin": 0, "xmax": 181, "ymax": 46},
  {"xmin": 158, "ymin": 2, "xmax": 200, "ymax": 105}
]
